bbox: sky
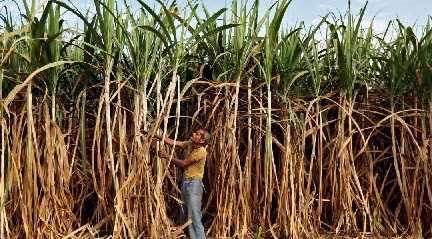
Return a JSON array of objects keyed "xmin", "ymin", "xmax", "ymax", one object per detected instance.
[
  {"xmin": 2, "ymin": 0, "xmax": 431, "ymax": 33},
  {"xmin": 182, "ymin": 0, "xmax": 431, "ymax": 31}
]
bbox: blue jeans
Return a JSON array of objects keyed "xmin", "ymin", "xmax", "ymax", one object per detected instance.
[{"xmin": 181, "ymin": 179, "xmax": 206, "ymax": 239}]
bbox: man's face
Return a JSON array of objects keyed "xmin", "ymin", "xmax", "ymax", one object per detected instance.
[{"xmin": 191, "ymin": 129, "xmax": 205, "ymax": 144}]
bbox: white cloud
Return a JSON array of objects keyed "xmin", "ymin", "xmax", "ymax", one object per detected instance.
[
  {"xmin": 312, "ymin": 17, "xmax": 321, "ymax": 25},
  {"xmin": 371, "ymin": 18, "xmax": 388, "ymax": 33},
  {"xmin": 319, "ymin": 4, "xmax": 334, "ymax": 11},
  {"xmin": 354, "ymin": 0, "xmax": 374, "ymax": 3}
]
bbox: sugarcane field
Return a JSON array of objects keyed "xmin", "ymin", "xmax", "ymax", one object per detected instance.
[{"xmin": 0, "ymin": 0, "xmax": 431, "ymax": 238}]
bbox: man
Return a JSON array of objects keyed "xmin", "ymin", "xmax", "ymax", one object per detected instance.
[{"xmin": 157, "ymin": 128, "xmax": 210, "ymax": 239}]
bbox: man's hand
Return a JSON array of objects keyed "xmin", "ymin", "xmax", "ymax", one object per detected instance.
[
  {"xmin": 158, "ymin": 150, "xmax": 169, "ymax": 159},
  {"xmin": 147, "ymin": 131, "xmax": 187, "ymax": 149},
  {"xmin": 139, "ymin": 128, "xmax": 162, "ymax": 145},
  {"xmin": 158, "ymin": 150, "xmax": 197, "ymax": 169},
  {"xmin": 150, "ymin": 136, "xmax": 161, "ymax": 145},
  {"xmin": 138, "ymin": 127, "xmax": 162, "ymax": 139}
]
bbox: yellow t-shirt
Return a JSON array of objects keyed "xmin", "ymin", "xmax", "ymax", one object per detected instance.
[{"xmin": 184, "ymin": 142, "xmax": 207, "ymax": 179}]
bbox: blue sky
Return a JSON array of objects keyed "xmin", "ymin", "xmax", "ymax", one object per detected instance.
[
  {"xmin": 3, "ymin": 0, "xmax": 431, "ymax": 33},
  {"xmin": 181, "ymin": 0, "xmax": 431, "ymax": 30}
]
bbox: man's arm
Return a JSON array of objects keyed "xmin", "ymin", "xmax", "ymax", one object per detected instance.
[
  {"xmin": 158, "ymin": 151, "xmax": 195, "ymax": 168},
  {"xmin": 171, "ymin": 156, "xmax": 194, "ymax": 168},
  {"xmin": 141, "ymin": 128, "xmax": 188, "ymax": 148},
  {"xmin": 155, "ymin": 134, "xmax": 188, "ymax": 149}
]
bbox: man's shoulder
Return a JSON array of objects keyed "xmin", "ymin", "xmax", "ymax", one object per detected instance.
[
  {"xmin": 189, "ymin": 146, "xmax": 207, "ymax": 160},
  {"xmin": 184, "ymin": 140, "xmax": 193, "ymax": 147},
  {"xmin": 197, "ymin": 146, "xmax": 207, "ymax": 157}
]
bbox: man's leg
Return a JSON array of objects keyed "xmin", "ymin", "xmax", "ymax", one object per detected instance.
[
  {"xmin": 182, "ymin": 181, "xmax": 197, "ymax": 239},
  {"xmin": 187, "ymin": 180, "xmax": 205, "ymax": 239},
  {"xmin": 180, "ymin": 185, "xmax": 187, "ymax": 224}
]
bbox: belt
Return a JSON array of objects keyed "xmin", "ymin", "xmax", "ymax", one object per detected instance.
[{"xmin": 183, "ymin": 176, "xmax": 202, "ymax": 181}]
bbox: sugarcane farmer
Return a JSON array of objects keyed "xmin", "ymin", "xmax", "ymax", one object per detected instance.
[{"xmin": 157, "ymin": 128, "xmax": 210, "ymax": 239}]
